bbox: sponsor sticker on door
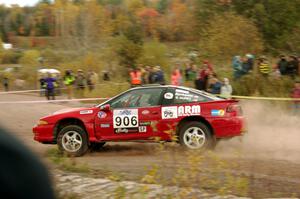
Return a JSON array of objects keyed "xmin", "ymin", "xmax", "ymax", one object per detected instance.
[
  {"xmin": 162, "ymin": 106, "xmax": 178, "ymax": 119},
  {"xmin": 113, "ymin": 109, "xmax": 138, "ymax": 128}
]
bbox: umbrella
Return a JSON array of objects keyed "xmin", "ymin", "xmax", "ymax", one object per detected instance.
[{"xmin": 38, "ymin": 69, "xmax": 60, "ymax": 74}]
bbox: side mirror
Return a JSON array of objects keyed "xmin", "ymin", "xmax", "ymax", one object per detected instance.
[{"xmin": 99, "ymin": 104, "xmax": 111, "ymax": 111}]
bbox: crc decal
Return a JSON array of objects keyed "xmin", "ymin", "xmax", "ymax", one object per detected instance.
[
  {"xmin": 80, "ymin": 110, "xmax": 93, "ymax": 115},
  {"xmin": 178, "ymin": 105, "xmax": 201, "ymax": 116},
  {"xmin": 113, "ymin": 109, "xmax": 138, "ymax": 128},
  {"xmin": 100, "ymin": 123, "xmax": 110, "ymax": 128},
  {"xmin": 164, "ymin": 92, "xmax": 174, "ymax": 99},
  {"xmin": 162, "ymin": 106, "xmax": 178, "ymax": 119},
  {"xmin": 97, "ymin": 111, "xmax": 107, "ymax": 119},
  {"xmin": 211, "ymin": 109, "xmax": 225, "ymax": 116},
  {"xmin": 138, "ymin": 126, "xmax": 147, "ymax": 133}
]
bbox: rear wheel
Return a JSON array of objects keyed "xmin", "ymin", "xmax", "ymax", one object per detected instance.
[
  {"xmin": 57, "ymin": 125, "xmax": 88, "ymax": 157},
  {"xmin": 179, "ymin": 121, "xmax": 215, "ymax": 150}
]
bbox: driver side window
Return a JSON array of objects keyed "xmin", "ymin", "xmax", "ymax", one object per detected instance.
[{"xmin": 110, "ymin": 88, "xmax": 164, "ymax": 109}]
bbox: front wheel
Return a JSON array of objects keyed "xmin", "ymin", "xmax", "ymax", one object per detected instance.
[
  {"xmin": 57, "ymin": 125, "xmax": 88, "ymax": 157},
  {"xmin": 179, "ymin": 121, "xmax": 215, "ymax": 150}
]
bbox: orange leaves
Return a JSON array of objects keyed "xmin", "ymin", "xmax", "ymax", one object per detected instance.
[{"xmin": 137, "ymin": 8, "xmax": 159, "ymax": 19}]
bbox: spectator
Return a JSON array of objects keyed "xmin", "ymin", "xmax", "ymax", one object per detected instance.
[
  {"xmin": 153, "ymin": 66, "xmax": 165, "ymax": 85},
  {"xmin": 220, "ymin": 78, "xmax": 233, "ymax": 99},
  {"xmin": 2, "ymin": 77, "xmax": 9, "ymax": 92},
  {"xmin": 242, "ymin": 54, "xmax": 254, "ymax": 74},
  {"xmin": 76, "ymin": 69, "xmax": 86, "ymax": 97},
  {"xmin": 55, "ymin": 73, "xmax": 63, "ymax": 96},
  {"xmin": 208, "ymin": 75, "xmax": 222, "ymax": 95},
  {"xmin": 140, "ymin": 67, "xmax": 148, "ymax": 84},
  {"xmin": 44, "ymin": 73, "xmax": 56, "ymax": 100},
  {"xmin": 189, "ymin": 64, "xmax": 198, "ymax": 81},
  {"xmin": 232, "ymin": 56, "xmax": 243, "ymax": 80},
  {"xmin": 258, "ymin": 56, "xmax": 271, "ymax": 77},
  {"xmin": 102, "ymin": 70, "xmax": 110, "ymax": 81},
  {"xmin": 298, "ymin": 56, "xmax": 300, "ymax": 76},
  {"xmin": 184, "ymin": 63, "xmax": 192, "ymax": 81},
  {"xmin": 87, "ymin": 70, "xmax": 98, "ymax": 92},
  {"xmin": 203, "ymin": 60, "xmax": 214, "ymax": 73},
  {"xmin": 287, "ymin": 56, "xmax": 299, "ymax": 79},
  {"xmin": 39, "ymin": 75, "xmax": 46, "ymax": 96},
  {"xmin": 277, "ymin": 55, "xmax": 288, "ymax": 76},
  {"xmin": 63, "ymin": 70, "xmax": 75, "ymax": 99},
  {"xmin": 196, "ymin": 63, "xmax": 210, "ymax": 91},
  {"xmin": 291, "ymin": 80, "xmax": 300, "ymax": 114},
  {"xmin": 129, "ymin": 68, "xmax": 142, "ymax": 87},
  {"xmin": 148, "ymin": 66, "xmax": 155, "ymax": 84},
  {"xmin": 171, "ymin": 68, "xmax": 181, "ymax": 86},
  {"xmin": 246, "ymin": 54, "xmax": 255, "ymax": 71},
  {"xmin": 185, "ymin": 63, "xmax": 197, "ymax": 81},
  {"xmin": 178, "ymin": 69, "xmax": 184, "ymax": 86}
]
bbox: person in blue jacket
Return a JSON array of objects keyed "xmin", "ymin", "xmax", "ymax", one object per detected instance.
[
  {"xmin": 44, "ymin": 73, "xmax": 56, "ymax": 100},
  {"xmin": 232, "ymin": 56, "xmax": 243, "ymax": 80}
]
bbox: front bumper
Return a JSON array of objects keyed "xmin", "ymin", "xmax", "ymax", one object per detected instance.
[{"xmin": 33, "ymin": 124, "xmax": 55, "ymax": 143}]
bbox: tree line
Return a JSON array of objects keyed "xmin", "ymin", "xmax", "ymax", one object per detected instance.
[{"xmin": 0, "ymin": 0, "xmax": 300, "ymax": 65}]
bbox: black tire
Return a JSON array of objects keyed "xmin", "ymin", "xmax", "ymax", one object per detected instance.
[
  {"xmin": 179, "ymin": 121, "xmax": 216, "ymax": 150},
  {"xmin": 57, "ymin": 125, "xmax": 88, "ymax": 157},
  {"xmin": 90, "ymin": 142, "xmax": 106, "ymax": 151}
]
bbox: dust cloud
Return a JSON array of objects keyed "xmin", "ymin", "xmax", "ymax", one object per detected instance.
[{"xmin": 216, "ymin": 100, "xmax": 300, "ymax": 163}]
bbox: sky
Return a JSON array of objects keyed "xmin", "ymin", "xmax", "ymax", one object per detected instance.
[{"xmin": 0, "ymin": 0, "xmax": 40, "ymax": 7}]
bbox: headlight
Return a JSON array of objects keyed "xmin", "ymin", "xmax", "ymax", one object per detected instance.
[{"xmin": 37, "ymin": 120, "xmax": 48, "ymax": 126}]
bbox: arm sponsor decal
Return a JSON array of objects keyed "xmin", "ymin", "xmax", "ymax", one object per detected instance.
[
  {"xmin": 178, "ymin": 105, "xmax": 201, "ymax": 116},
  {"xmin": 162, "ymin": 105, "xmax": 201, "ymax": 119}
]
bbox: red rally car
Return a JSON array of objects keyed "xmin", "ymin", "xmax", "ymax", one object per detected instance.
[{"xmin": 33, "ymin": 85, "xmax": 245, "ymax": 156}]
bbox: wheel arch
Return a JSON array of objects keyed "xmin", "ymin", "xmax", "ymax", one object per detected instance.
[
  {"xmin": 53, "ymin": 118, "xmax": 88, "ymax": 141},
  {"xmin": 177, "ymin": 116, "xmax": 214, "ymax": 136}
]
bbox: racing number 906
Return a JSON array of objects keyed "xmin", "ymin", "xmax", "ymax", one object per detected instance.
[{"xmin": 115, "ymin": 116, "xmax": 138, "ymax": 127}]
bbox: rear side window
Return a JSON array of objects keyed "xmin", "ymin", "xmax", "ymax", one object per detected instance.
[{"xmin": 162, "ymin": 88, "xmax": 208, "ymax": 105}]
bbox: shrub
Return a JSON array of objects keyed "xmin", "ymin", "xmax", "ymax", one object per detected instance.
[{"xmin": 137, "ymin": 40, "xmax": 170, "ymax": 72}]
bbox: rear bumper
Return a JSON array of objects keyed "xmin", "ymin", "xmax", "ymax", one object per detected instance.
[
  {"xmin": 211, "ymin": 116, "xmax": 246, "ymax": 138},
  {"xmin": 33, "ymin": 124, "xmax": 55, "ymax": 143}
]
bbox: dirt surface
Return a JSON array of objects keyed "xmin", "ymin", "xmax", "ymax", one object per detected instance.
[{"xmin": 0, "ymin": 93, "xmax": 300, "ymax": 198}]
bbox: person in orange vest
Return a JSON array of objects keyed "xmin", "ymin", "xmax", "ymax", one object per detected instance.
[{"xmin": 130, "ymin": 68, "xmax": 142, "ymax": 87}]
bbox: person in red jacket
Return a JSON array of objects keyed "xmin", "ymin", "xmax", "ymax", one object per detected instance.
[
  {"xmin": 130, "ymin": 68, "xmax": 142, "ymax": 87},
  {"xmin": 291, "ymin": 80, "xmax": 300, "ymax": 114}
]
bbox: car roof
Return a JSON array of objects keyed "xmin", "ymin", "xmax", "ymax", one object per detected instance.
[
  {"xmin": 97, "ymin": 85, "xmax": 221, "ymax": 107},
  {"xmin": 129, "ymin": 85, "xmax": 222, "ymax": 101}
]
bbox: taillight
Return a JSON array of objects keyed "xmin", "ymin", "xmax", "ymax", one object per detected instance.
[{"xmin": 226, "ymin": 104, "xmax": 243, "ymax": 116}]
